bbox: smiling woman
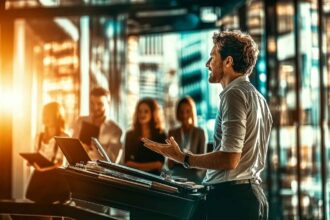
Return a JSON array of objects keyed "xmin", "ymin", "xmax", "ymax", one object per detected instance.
[{"xmin": 124, "ymin": 97, "xmax": 167, "ymax": 174}]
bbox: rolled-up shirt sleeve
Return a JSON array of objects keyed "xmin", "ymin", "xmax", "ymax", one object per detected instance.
[{"xmin": 220, "ymin": 89, "xmax": 247, "ymax": 153}]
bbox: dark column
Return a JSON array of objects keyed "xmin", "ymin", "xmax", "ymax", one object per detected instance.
[
  {"xmin": 293, "ymin": 0, "xmax": 303, "ymax": 218},
  {"xmin": 264, "ymin": 0, "xmax": 282, "ymax": 218},
  {"xmin": 238, "ymin": 5, "xmax": 247, "ymax": 32},
  {"xmin": 0, "ymin": 15, "xmax": 14, "ymax": 199},
  {"xmin": 317, "ymin": 0, "xmax": 327, "ymax": 218}
]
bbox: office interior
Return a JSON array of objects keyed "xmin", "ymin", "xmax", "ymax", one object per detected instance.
[{"xmin": 0, "ymin": 0, "xmax": 330, "ymax": 219}]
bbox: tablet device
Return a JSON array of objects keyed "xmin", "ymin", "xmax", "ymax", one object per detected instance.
[
  {"xmin": 19, "ymin": 152, "xmax": 54, "ymax": 168},
  {"xmin": 55, "ymin": 137, "xmax": 91, "ymax": 165},
  {"xmin": 79, "ymin": 121, "xmax": 100, "ymax": 145}
]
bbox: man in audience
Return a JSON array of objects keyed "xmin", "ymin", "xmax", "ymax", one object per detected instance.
[{"xmin": 73, "ymin": 87, "xmax": 122, "ymax": 162}]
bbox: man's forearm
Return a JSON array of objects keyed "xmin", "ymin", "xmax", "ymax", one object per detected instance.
[{"xmin": 186, "ymin": 151, "xmax": 241, "ymax": 170}]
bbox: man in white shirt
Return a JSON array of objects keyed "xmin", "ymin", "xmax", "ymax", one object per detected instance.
[
  {"xmin": 73, "ymin": 87, "xmax": 122, "ymax": 162},
  {"xmin": 142, "ymin": 31, "xmax": 272, "ymax": 220}
]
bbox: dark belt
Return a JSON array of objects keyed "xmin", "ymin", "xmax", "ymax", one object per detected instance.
[{"xmin": 208, "ymin": 179, "xmax": 260, "ymax": 190}]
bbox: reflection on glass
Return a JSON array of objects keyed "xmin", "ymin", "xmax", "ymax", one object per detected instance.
[
  {"xmin": 40, "ymin": 39, "xmax": 80, "ymax": 130},
  {"xmin": 277, "ymin": 3, "xmax": 294, "ymax": 34}
]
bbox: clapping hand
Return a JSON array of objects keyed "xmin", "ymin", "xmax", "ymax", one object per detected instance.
[{"xmin": 141, "ymin": 137, "xmax": 185, "ymax": 164}]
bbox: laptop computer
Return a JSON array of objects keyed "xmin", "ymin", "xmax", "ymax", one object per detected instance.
[{"xmin": 55, "ymin": 137, "xmax": 91, "ymax": 165}]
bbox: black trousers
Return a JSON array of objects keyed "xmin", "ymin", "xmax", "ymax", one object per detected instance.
[{"xmin": 205, "ymin": 183, "xmax": 268, "ymax": 220}]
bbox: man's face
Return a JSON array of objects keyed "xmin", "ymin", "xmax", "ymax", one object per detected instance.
[
  {"xmin": 206, "ymin": 46, "xmax": 224, "ymax": 83},
  {"xmin": 90, "ymin": 95, "xmax": 108, "ymax": 118}
]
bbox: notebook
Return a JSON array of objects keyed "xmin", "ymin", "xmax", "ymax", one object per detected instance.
[
  {"xmin": 20, "ymin": 152, "xmax": 54, "ymax": 168},
  {"xmin": 55, "ymin": 137, "xmax": 91, "ymax": 165}
]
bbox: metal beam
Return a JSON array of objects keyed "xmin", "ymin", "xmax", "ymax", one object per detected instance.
[
  {"xmin": 127, "ymin": 22, "xmax": 216, "ymax": 36},
  {"xmin": 1, "ymin": 0, "xmax": 244, "ymax": 19}
]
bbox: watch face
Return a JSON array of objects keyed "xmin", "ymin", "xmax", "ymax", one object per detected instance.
[{"xmin": 183, "ymin": 154, "xmax": 190, "ymax": 169}]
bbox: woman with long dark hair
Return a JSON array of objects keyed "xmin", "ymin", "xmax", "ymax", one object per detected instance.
[{"xmin": 124, "ymin": 98, "xmax": 166, "ymax": 174}]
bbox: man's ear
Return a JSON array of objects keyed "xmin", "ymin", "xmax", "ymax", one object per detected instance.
[{"xmin": 225, "ymin": 56, "xmax": 233, "ymax": 68}]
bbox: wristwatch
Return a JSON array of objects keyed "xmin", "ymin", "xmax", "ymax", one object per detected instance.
[{"xmin": 183, "ymin": 153, "xmax": 191, "ymax": 169}]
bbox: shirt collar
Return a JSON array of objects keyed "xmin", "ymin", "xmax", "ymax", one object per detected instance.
[{"xmin": 219, "ymin": 75, "xmax": 249, "ymax": 97}]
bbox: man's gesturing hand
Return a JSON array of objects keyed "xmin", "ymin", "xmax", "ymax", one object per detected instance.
[{"xmin": 141, "ymin": 136, "xmax": 185, "ymax": 164}]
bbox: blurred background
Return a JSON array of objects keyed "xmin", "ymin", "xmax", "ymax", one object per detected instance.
[{"xmin": 0, "ymin": 0, "xmax": 330, "ymax": 219}]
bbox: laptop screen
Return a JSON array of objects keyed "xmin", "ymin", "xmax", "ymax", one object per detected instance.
[{"xmin": 55, "ymin": 137, "xmax": 91, "ymax": 165}]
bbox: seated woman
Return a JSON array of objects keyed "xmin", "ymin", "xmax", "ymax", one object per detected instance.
[
  {"xmin": 168, "ymin": 97, "xmax": 207, "ymax": 183},
  {"xmin": 25, "ymin": 102, "xmax": 70, "ymax": 203},
  {"xmin": 124, "ymin": 98, "xmax": 166, "ymax": 174}
]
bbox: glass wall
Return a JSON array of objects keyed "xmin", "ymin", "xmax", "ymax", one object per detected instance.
[
  {"xmin": 7, "ymin": 18, "xmax": 81, "ymax": 198},
  {"xmin": 5, "ymin": 14, "xmax": 129, "ymax": 198},
  {"xmin": 265, "ymin": 0, "xmax": 325, "ymax": 219},
  {"xmin": 221, "ymin": 0, "xmax": 330, "ymax": 219},
  {"xmin": 298, "ymin": 1, "xmax": 323, "ymax": 218}
]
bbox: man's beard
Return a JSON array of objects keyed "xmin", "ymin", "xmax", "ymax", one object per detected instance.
[
  {"xmin": 92, "ymin": 110, "xmax": 106, "ymax": 126},
  {"xmin": 92, "ymin": 109, "xmax": 106, "ymax": 119},
  {"xmin": 93, "ymin": 111, "xmax": 105, "ymax": 118},
  {"xmin": 208, "ymin": 71, "xmax": 223, "ymax": 83}
]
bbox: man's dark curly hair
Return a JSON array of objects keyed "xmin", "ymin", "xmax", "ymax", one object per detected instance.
[{"xmin": 212, "ymin": 31, "xmax": 259, "ymax": 76}]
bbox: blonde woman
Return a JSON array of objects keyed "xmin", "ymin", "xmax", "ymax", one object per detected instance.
[
  {"xmin": 25, "ymin": 102, "xmax": 69, "ymax": 203},
  {"xmin": 168, "ymin": 97, "xmax": 206, "ymax": 183}
]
